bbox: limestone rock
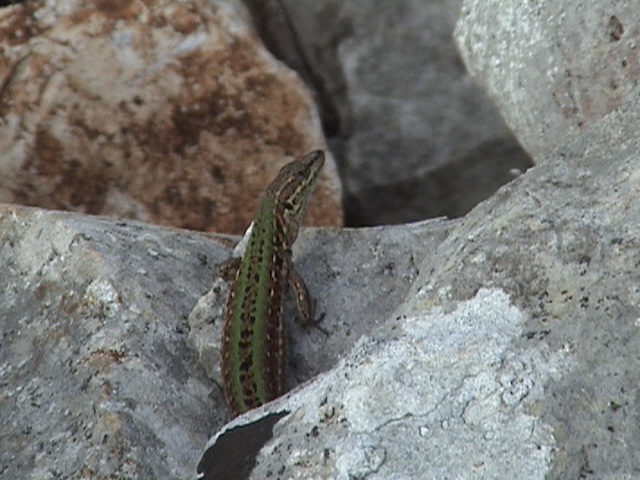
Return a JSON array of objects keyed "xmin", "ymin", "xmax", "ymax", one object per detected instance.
[
  {"xmin": 0, "ymin": 205, "xmax": 226, "ymax": 479},
  {"xmin": 455, "ymin": 1, "xmax": 640, "ymax": 162},
  {"xmin": 0, "ymin": 203, "xmax": 446, "ymax": 478},
  {"xmin": 198, "ymin": 117, "xmax": 640, "ymax": 480}
]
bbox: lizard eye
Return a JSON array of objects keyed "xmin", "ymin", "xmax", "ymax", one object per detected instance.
[{"xmin": 283, "ymin": 200, "xmax": 295, "ymax": 212}]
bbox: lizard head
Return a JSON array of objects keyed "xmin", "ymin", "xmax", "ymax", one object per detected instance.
[{"xmin": 268, "ymin": 150, "xmax": 325, "ymax": 243}]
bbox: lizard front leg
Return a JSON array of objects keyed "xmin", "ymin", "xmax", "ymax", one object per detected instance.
[{"xmin": 288, "ymin": 267, "xmax": 327, "ymax": 334}]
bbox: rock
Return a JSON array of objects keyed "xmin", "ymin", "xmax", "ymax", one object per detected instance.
[
  {"xmin": 4, "ymin": 124, "xmax": 640, "ymax": 479},
  {"xmin": 454, "ymin": 1, "xmax": 640, "ymax": 162},
  {"xmin": 0, "ymin": 203, "xmax": 448, "ymax": 478},
  {"xmin": 195, "ymin": 2, "xmax": 640, "ymax": 478},
  {"xmin": 0, "ymin": 205, "xmax": 227, "ymax": 479},
  {"xmin": 201, "ymin": 289, "xmax": 559, "ymax": 480},
  {"xmin": 275, "ymin": 0, "xmax": 532, "ymax": 224},
  {"xmin": 199, "ymin": 123, "xmax": 640, "ymax": 480},
  {"xmin": 5, "ymin": 2, "xmax": 640, "ymax": 479},
  {"xmin": 187, "ymin": 220, "xmax": 450, "ymax": 393},
  {"xmin": 0, "ymin": 0, "xmax": 342, "ymax": 234}
]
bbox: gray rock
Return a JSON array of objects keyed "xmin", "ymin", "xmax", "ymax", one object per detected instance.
[
  {"xmin": 5, "ymin": 3, "xmax": 640, "ymax": 479},
  {"xmin": 0, "ymin": 205, "xmax": 449, "ymax": 479},
  {"xmin": 455, "ymin": 1, "xmax": 640, "ymax": 162},
  {"xmin": 188, "ymin": 219, "xmax": 452, "ymax": 415},
  {"xmin": 272, "ymin": 0, "xmax": 532, "ymax": 224},
  {"xmin": 0, "ymin": 207, "xmax": 227, "ymax": 479},
  {"xmin": 4, "ymin": 131, "xmax": 640, "ymax": 479},
  {"xmin": 200, "ymin": 127, "xmax": 640, "ymax": 479},
  {"xmin": 203, "ymin": 289, "xmax": 561, "ymax": 480}
]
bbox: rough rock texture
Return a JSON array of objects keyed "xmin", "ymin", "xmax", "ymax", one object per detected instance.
[
  {"xmin": 199, "ymin": 113, "xmax": 640, "ymax": 480},
  {"xmin": 202, "ymin": 290, "xmax": 560, "ymax": 480},
  {"xmin": 4, "ymin": 2, "xmax": 640, "ymax": 479},
  {"xmin": 0, "ymin": 204, "xmax": 446, "ymax": 479},
  {"xmin": 455, "ymin": 1, "xmax": 640, "ymax": 162},
  {"xmin": 277, "ymin": 0, "xmax": 532, "ymax": 225},
  {"xmin": 0, "ymin": 206, "xmax": 227, "ymax": 479},
  {"xmin": 0, "ymin": 0, "xmax": 342, "ymax": 234},
  {"xmin": 193, "ymin": 2, "xmax": 640, "ymax": 479},
  {"xmin": 187, "ymin": 220, "xmax": 449, "ymax": 395}
]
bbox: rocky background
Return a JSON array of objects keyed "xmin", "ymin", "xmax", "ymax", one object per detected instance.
[
  {"xmin": 0, "ymin": 0, "xmax": 343, "ymax": 234},
  {"xmin": 2, "ymin": 0, "xmax": 639, "ymax": 479},
  {"xmin": 276, "ymin": 0, "xmax": 532, "ymax": 225},
  {"xmin": 0, "ymin": 0, "xmax": 531, "ymax": 233}
]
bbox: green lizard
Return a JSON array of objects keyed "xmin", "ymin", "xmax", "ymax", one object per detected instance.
[{"xmin": 221, "ymin": 150, "xmax": 325, "ymax": 416}]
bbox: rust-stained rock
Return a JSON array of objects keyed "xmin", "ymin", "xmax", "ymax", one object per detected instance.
[{"xmin": 0, "ymin": 0, "xmax": 343, "ymax": 234}]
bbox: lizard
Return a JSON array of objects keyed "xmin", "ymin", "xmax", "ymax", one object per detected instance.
[{"xmin": 221, "ymin": 150, "xmax": 326, "ymax": 416}]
